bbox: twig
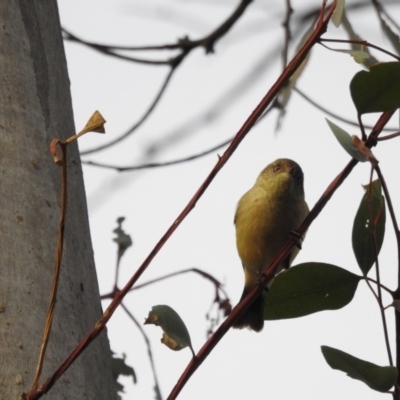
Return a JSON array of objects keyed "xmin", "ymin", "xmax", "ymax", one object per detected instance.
[
  {"xmin": 101, "ymin": 267, "xmax": 229, "ymax": 302},
  {"xmin": 62, "ymin": 28, "xmax": 186, "ymax": 51},
  {"xmin": 320, "ymin": 38, "xmax": 400, "ymax": 61},
  {"xmin": 65, "ymin": 30, "xmax": 174, "ymax": 65},
  {"xmin": 294, "ymin": 87, "xmax": 398, "ymax": 131},
  {"xmin": 121, "ymin": 303, "xmax": 163, "ymax": 400},
  {"xmin": 80, "ymin": 66, "xmax": 177, "ymax": 155},
  {"xmin": 371, "ymin": 0, "xmax": 400, "ymax": 32},
  {"xmin": 366, "ymin": 277, "xmax": 395, "ymax": 296},
  {"xmin": 82, "ymin": 101, "xmax": 278, "ymax": 172},
  {"xmin": 377, "ymin": 130, "xmax": 400, "ymax": 141},
  {"xmin": 79, "ymin": 1, "xmax": 254, "ymax": 156},
  {"xmin": 82, "ymin": 138, "xmax": 232, "ymax": 171},
  {"xmin": 63, "ymin": 0, "xmax": 253, "ymax": 58},
  {"xmin": 81, "ymin": 101, "xmax": 276, "ymax": 172},
  {"xmin": 374, "ymin": 164, "xmax": 400, "ymax": 391},
  {"xmin": 31, "ymin": 142, "xmax": 68, "ymax": 390},
  {"xmin": 282, "ymin": 0, "xmax": 293, "ymax": 69},
  {"xmin": 358, "ymin": 114, "xmax": 367, "ymax": 142},
  {"xmin": 366, "ymin": 168, "xmax": 393, "ymax": 365}
]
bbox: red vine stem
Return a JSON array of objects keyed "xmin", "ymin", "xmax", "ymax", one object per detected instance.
[{"xmin": 31, "ymin": 142, "xmax": 68, "ymax": 391}]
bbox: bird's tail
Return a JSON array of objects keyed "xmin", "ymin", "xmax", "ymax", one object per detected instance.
[{"xmin": 232, "ymin": 287, "xmax": 265, "ymax": 332}]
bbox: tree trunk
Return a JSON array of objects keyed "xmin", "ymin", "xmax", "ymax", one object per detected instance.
[{"xmin": 0, "ymin": 1, "xmax": 116, "ymax": 399}]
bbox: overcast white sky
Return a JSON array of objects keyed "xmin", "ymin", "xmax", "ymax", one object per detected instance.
[{"xmin": 58, "ymin": 1, "xmax": 400, "ymax": 399}]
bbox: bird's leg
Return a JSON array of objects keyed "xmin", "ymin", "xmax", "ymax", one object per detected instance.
[
  {"xmin": 255, "ymin": 271, "xmax": 269, "ymax": 293},
  {"xmin": 290, "ymin": 230, "xmax": 304, "ymax": 249}
]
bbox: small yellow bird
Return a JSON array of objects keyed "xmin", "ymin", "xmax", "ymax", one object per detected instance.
[{"xmin": 233, "ymin": 158, "xmax": 309, "ymax": 332}]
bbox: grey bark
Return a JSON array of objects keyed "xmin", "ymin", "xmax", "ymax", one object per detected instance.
[{"xmin": 0, "ymin": 1, "xmax": 116, "ymax": 399}]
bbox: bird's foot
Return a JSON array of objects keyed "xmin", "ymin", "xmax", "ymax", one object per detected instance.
[
  {"xmin": 255, "ymin": 272, "xmax": 269, "ymax": 293},
  {"xmin": 290, "ymin": 230, "xmax": 304, "ymax": 250}
]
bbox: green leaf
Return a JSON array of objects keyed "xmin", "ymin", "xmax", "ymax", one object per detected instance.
[
  {"xmin": 341, "ymin": 11, "xmax": 379, "ymax": 68},
  {"xmin": 321, "ymin": 346, "xmax": 397, "ymax": 392},
  {"xmin": 331, "ymin": 0, "xmax": 345, "ymax": 27},
  {"xmin": 328, "ymin": 48, "xmax": 371, "ymax": 64},
  {"xmin": 264, "ymin": 263, "xmax": 361, "ymax": 320},
  {"xmin": 144, "ymin": 305, "xmax": 193, "ymax": 353},
  {"xmin": 326, "ymin": 119, "xmax": 367, "ymax": 162},
  {"xmin": 350, "ymin": 62, "xmax": 400, "ymax": 114},
  {"xmin": 352, "ymin": 179, "xmax": 386, "ymax": 275}
]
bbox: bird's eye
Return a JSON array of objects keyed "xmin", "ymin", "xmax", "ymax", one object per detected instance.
[{"xmin": 273, "ymin": 165, "xmax": 281, "ymax": 172}]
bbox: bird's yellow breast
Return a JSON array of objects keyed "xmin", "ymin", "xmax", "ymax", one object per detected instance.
[{"xmin": 235, "ymin": 183, "xmax": 305, "ymax": 275}]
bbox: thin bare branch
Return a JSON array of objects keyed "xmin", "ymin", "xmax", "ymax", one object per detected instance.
[
  {"xmin": 366, "ymin": 277, "xmax": 395, "ymax": 296},
  {"xmin": 120, "ymin": 303, "xmax": 163, "ymax": 400},
  {"xmin": 81, "ymin": 101, "xmax": 276, "ymax": 172},
  {"xmin": 282, "ymin": 0, "xmax": 293, "ymax": 68},
  {"xmin": 375, "ymin": 163, "xmax": 400, "ymax": 395},
  {"xmin": 78, "ymin": 0, "xmax": 255, "ymax": 156},
  {"xmin": 377, "ymin": 131, "xmax": 400, "ymax": 141},
  {"xmin": 63, "ymin": 29, "xmax": 173, "ymax": 65},
  {"xmin": 320, "ymin": 38, "xmax": 400, "ymax": 61},
  {"xmin": 101, "ymin": 267, "xmax": 230, "ymax": 302},
  {"xmin": 80, "ymin": 66, "xmax": 177, "ymax": 156},
  {"xmin": 82, "ymin": 138, "xmax": 231, "ymax": 171},
  {"xmin": 371, "ymin": 0, "xmax": 400, "ymax": 32},
  {"xmin": 366, "ymin": 169, "xmax": 393, "ymax": 365},
  {"xmin": 63, "ymin": 0, "xmax": 253, "ymax": 59},
  {"xmin": 294, "ymin": 87, "xmax": 398, "ymax": 131}
]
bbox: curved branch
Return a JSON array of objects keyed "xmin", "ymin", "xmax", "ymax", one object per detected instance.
[
  {"xmin": 81, "ymin": 102, "xmax": 275, "ymax": 172},
  {"xmin": 80, "ymin": 66, "xmax": 177, "ymax": 155},
  {"xmin": 377, "ymin": 130, "xmax": 400, "ymax": 141},
  {"xmin": 63, "ymin": 29, "xmax": 173, "ymax": 65},
  {"xmin": 63, "ymin": 28, "xmax": 183, "ymax": 52},
  {"xmin": 120, "ymin": 303, "xmax": 163, "ymax": 400},
  {"xmin": 82, "ymin": 137, "xmax": 231, "ymax": 171},
  {"xmin": 294, "ymin": 87, "xmax": 398, "ymax": 131},
  {"xmin": 63, "ymin": 0, "xmax": 254, "ymax": 58},
  {"xmin": 75, "ymin": 0, "xmax": 255, "ymax": 156},
  {"xmin": 320, "ymin": 38, "xmax": 400, "ymax": 61},
  {"xmin": 282, "ymin": 0, "xmax": 293, "ymax": 69}
]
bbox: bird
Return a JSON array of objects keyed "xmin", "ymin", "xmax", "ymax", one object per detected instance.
[{"xmin": 233, "ymin": 158, "xmax": 309, "ymax": 332}]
